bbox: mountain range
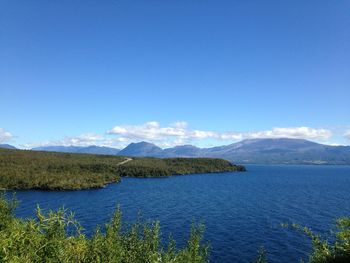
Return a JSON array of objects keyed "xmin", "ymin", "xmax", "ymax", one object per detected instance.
[
  {"xmin": 116, "ymin": 138, "xmax": 350, "ymax": 165},
  {"xmin": 2, "ymin": 138, "xmax": 350, "ymax": 165},
  {"xmin": 0, "ymin": 144, "xmax": 17, "ymax": 150}
]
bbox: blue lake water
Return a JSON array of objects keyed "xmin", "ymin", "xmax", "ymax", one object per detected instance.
[{"xmin": 11, "ymin": 165, "xmax": 350, "ymax": 263}]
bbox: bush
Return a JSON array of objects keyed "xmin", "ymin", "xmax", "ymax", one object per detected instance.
[
  {"xmin": 283, "ymin": 218, "xmax": 350, "ymax": 263},
  {"xmin": 0, "ymin": 195, "xmax": 209, "ymax": 263}
]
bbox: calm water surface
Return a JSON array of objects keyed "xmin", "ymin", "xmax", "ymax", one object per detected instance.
[{"xmin": 12, "ymin": 165, "xmax": 350, "ymax": 263}]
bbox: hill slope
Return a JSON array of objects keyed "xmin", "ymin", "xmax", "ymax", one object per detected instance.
[
  {"xmin": 201, "ymin": 138, "xmax": 350, "ymax": 164},
  {"xmin": 0, "ymin": 148, "xmax": 243, "ymax": 190},
  {"xmin": 119, "ymin": 139, "xmax": 350, "ymax": 165},
  {"xmin": 118, "ymin": 141, "xmax": 163, "ymax": 157},
  {"xmin": 163, "ymin": 145, "xmax": 202, "ymax": 157},
  {"xmin": 0, "ymin": 144, "xmax": 16, "ymax": 150}
]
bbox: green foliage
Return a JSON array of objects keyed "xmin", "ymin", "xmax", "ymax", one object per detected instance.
[
  {"xmin": 0, "ymin": 148, "xmax": 244, "ymax": 190},
  {"xmin": 116, "ymin": 157, "xmax": 244, "ymax": 177},
  {"xmin": 0, "ymin": 193, "xmax": 18, "ymax": 230},
  {"xmin": 0, "ymin": 148, "xmax": 125, "ymax": 190},
  {"xmin": 283, "ymin": 218, "xmax": 350, "ymax": 263},
  {"xmin": 0, "ymin": 195, "xmax": 209, "ymax": 263}
]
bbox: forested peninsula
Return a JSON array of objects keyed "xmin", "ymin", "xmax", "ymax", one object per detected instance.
[{"xmin": 0, "ymin": 148, "xmax": 245, "ymax": 190}]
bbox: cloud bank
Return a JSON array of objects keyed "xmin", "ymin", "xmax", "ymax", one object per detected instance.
[
  {"xmin": 20, "ymin": 121, "xmax": 335, "ymax": 149},
  {"xmin": 107, "ymin": 121, "xmax": 332, "ymax": 147},
  {"xmin": 23, "ymin": 133, "xmax": 107, "ymax": 148},
  {"xmin": 107, "ymin": 121, "xmax": 216, "ymax": 146},
  {"xmin": 345, "ymin": 130, "xmax": 350, "ymax": 140},
  {"xmin": 0, "ymin": 128, "xmax": 13, "ymax": 143},
  {"xmin": 218, "ymin": 127, "xmax": 332, "ymax": 141}
]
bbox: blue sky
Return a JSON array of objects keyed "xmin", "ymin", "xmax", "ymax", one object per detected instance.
[{"xmin": 1, "ymin": 0, "xmax": 349, "ymax": 148}]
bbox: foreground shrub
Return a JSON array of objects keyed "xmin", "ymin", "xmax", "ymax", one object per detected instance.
[
  {"xmin": 0, "ymin": 195, "xmax": 209, "ymax": 263},
  {"xmin": 283, "ymin": 218, "xmax": 350, "ymax": 263}
]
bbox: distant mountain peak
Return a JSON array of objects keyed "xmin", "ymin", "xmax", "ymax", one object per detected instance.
[
  {"xmin": 118, "ymin": 141, "xmax": 163, "ymax": 157},
  {"xmin": 130, "ymin": 141, "xmax": 157, "ymax": 146},
  {"xmin": 0, "ymin": 144, "xmax": 17, "ymax": 150},
  {"xmin": 27, "ymin": 138, "xmax": 350, "ymax": 164},
  {"xmin": 235, "ymin": 138, "xmax": 320, "ymax": 147}
]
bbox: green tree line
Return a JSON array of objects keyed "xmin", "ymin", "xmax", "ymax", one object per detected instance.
[
  {"xmin": 0, "ymin": 149, "xmax": 245, "ymax": 190},
  {"xmin": 116, "ymin": 157, "xmax": 245, "ymax": 178}
]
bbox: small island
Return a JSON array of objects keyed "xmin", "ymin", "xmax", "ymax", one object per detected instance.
[{"xmin": 0, "ymin": 148, "xmax": 245, "ymax": 191}]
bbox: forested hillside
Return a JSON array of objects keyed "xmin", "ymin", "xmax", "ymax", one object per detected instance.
[{"xmin": 0, "ymin": 149, "xmax": 244, "ymax": 190}]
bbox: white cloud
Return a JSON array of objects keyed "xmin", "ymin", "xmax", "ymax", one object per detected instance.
[
  {"xmin": 23, "ymin": 122, "xmax": 334, "ymax": 149},
  {"xmin": 107, "ymin": 121, "xmax": 332, "ymax": 147},
  {"xmin": 345, "ymin": 130, "xmax": 350, "ymax": 140},
  {"xmin": 0, "ymin": 128, "xmax": 13, "ymax": 143},
  {"xmin": 24, "ymin": 133, "xmax": 110, "ymax": 148},
  {"xmin": 171, "ymin": 121, "xmax": 188, "ymax": 129},
  {"xmin": 108, "ymin": 121, "xmax": 189, "ymax": 141},
  {"xmin": 62, "ymin": 133, "xmax": 105, "ymax": 146},
  {"xmin": 217, "ymin": 127, "xmax": 331, "ymax": 141},
  {"xmin": 107, "ymin": 121, "xmax": 220, "ymax": 146}
]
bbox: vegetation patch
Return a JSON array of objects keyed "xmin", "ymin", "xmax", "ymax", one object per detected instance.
[
  {"xmin": 116, "ymin": 157, "xmax": 245, "ymax": 177},
  {"xmin": 0, "ymin": 149, "xmax": 245, "ymax": 190},
  {"xmin": 0, "ymin": 195, "xmax": 209, "ymax": 263},
  {"xmin": 282, "ymin": 219, "xmax": 350, "ymax": 263},
  {"xmin": 0, "ymin": 149, "xmax": 125, "ymax": 190}
]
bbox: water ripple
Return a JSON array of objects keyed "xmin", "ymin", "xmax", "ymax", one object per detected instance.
[{"xmin": 12, "ymin": 165, "xmax": 350, "ymax": 263}]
